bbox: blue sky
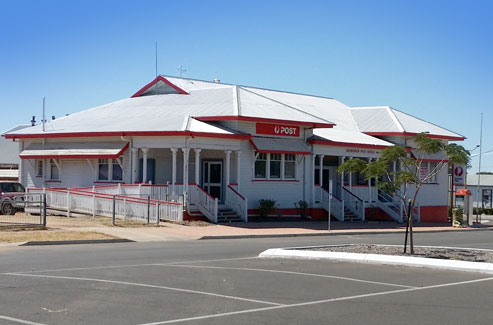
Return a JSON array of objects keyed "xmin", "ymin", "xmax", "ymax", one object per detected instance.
[{"xmin": 1, "ymin": 0, "xmax": 492, "ymax": 172}]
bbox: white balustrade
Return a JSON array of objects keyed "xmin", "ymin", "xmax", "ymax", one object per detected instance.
[{"xmin": 225, "ymin": 185, "xmax": 248, "ymax": 222}]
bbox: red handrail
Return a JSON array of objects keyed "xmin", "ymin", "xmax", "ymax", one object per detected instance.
[{"xmin": 227, "ymin": 184, "xmax": 245, "ymax": 200}]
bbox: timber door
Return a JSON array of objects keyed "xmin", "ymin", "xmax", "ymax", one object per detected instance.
[{"xmin": 202, "ymin": 161, "xmax": 223, "ymax": 201}]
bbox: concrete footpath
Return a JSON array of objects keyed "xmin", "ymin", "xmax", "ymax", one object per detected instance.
[{"xmin": 52, "ymin": 221, "xmax": 493, "ymax": 243}]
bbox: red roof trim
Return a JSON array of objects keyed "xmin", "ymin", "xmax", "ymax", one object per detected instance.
[
  {"xmin": 308, "ymin": 139, "xmax": 389, "ymax": 150},
  {"xmin": 6, "ymin": 131, "xmax": 250, "ymax": 140},
  {"xmin": 131, "ymin": 76, "xmax": 189, "ymax": 97},
  {"xmin": 364, "ymin": 132, "xmax": 465, "ymax": 141},
  {"xmin": 20, "ymin": 143, "xmax": 129, "ymax": 160},
  {"xmin": 249, "ymin": 139, "xmax": 310, "ymax": 155},
  {"xmin": 196, "ymin": 116, "xmax": 334, "ymax": 128}
]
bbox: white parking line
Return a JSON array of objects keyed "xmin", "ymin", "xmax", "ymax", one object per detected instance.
[
  {"xmin": 137, "ymin": 276, "xmax": 493, "ymax": 324},
  {"xmin": 4, "ymin": 273, "xmax": 283, "ymax": 306},
  {"xmin": 163, "ymin": 264, "xmax": 417, "ymax": 289},
  {"xmin": 0, "ymin": 315, "xmax": 46, "ymax": 325},
  {"xmin": 2, "ymin": 256, "xmax": 258, "ymax": 274}
]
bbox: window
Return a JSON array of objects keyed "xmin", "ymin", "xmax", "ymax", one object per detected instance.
[
  {"xmin": 50, "ymin": 159, "xmax": 59, "ymax": 180},
  {"xmin": 254, "ymin": 153, "xmax": 267, "ymax": 178},
  {"xmin": 419, "ymin": 162, "xmax": 438, "ymax": 183},
  {"xmin": 36, "ymin": 160, "xmax": 43, "ymax": 177},
  {"xmin": 270, "ymin": 154, "xmax": 281, "ymax": 178},
  {"xmin": 254, "ymin": 153, "xmax": 297, "ymax": 180},
  {"xmin": 98, "ymin": 159, "xmax": 122, "ymax": 181},
  {"xmin": 284, "ymin": 154, "xmax": 296, "ymax": 179},
  {"xmin": 98, "ymin": 159, "xmax": 109, "ymax": 180}
]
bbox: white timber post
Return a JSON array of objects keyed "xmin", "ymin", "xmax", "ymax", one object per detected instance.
[
  {"xmin": 225, "ymin": 150, "xmax": 231, "ymax": 201},
  {"xmin": 131, "ymin": 148, "xmax": 139, "ymax": 184},
  {"xmin": 319, "ymin": 154, "xmax": 324, "ymax": 202},
  {"xmin": 341, "ymin": 156, "xmax": 346, "ymax": 193},
  {"xmin": 236, "ymin": 150, "xmax": 241, "ymax": 192},
  {"xmin": 182, "ymin": 148, "xmax": 190, "ymax": 204},
  {"xmin": 170, "ymin": 148, "xmax": 177, "ymax": 195},
  {"xmin": 142, "ymin": 148, "xmax": 149, "ymax": 184},
  {"xmin": 311, "ymin": 154, "xmax": 316, "ymax": 205},
  {"xmin": 67, "ymin": 191, "xmax": 71, "ymax": 218},
  {"xmin": 92, "ymin": 192, "xmax": 96, "ymax": 218},
  {"xmin": 194, "ymin": 149, "xmax": 201, "ymax": 186}
]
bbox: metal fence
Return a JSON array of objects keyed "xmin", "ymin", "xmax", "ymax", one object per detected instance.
[{"xmin": 0, "ymin": 193, "xmax": 46, "ymax": 227}]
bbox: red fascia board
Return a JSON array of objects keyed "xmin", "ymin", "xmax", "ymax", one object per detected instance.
[
  {"xmin": 6, "ymin": 131, "xmax": 250, "ymax": 140},
  {"xmin": 308, "ymin": 139, "xmax": 389, "ymax": 150},
  {"xmin": 250, "ymin": 139, "xmax": 310, "ymax": 155},
  {"xmin": 196, "ymin": 116, "xmax": 334, "ymax": 128},
  {"xmin": 364, "ymin": 132, "xmax": 465, "ymax": 141},
  {"xmin": 131, "ymin": 76, "xmax": 189, "ymax": 97}
]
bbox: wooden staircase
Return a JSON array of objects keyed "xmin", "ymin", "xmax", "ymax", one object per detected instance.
[
  {"xmin": 217, "ymin": 207, "xmax": 243, "ymax": 223},
  {"xmin": 344, "ymin": 207, "xmax": 360, "ymax": 222}
]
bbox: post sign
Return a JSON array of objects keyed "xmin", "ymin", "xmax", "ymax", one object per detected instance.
[
  {"xmin": 453, "ymin": 164, "xmax": 466, "ymax": 186},
  {"xmin": 256, "ymin": 123, "xmax": 300, "ymax": 137}
]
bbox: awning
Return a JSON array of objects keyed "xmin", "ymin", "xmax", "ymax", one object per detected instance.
[
  {"xmin": 250, "ymin": 137, "xmax": 310, "ymax": 155},
  {"xmin": 410, "ymin": 149, "xmax": 449, "ymax": 162},
  {"xmin": 20, "ymin": 143, "xmax": 129, "ymax": 159}
]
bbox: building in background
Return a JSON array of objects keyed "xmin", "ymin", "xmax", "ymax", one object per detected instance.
[{"xmin": 0, "ymin": 125, "xmax": 29, "ymax": 181}]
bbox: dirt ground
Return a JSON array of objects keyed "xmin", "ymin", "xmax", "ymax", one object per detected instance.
[{"xmin": 303, "ymin": 244, "xmax": 493, "ymax": 263}]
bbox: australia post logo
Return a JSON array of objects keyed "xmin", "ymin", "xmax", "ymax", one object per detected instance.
[{"xmin": 256, "ymin": 123, "xmax": 300, "ymax": 137}]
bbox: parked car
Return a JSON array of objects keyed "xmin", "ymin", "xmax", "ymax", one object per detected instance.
[{"xmin": 0, "ymin": 182, "xmax": 26, "ymax": 215}]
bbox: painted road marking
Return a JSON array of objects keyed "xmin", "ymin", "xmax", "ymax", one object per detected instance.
[
  {"xmin": 4, "ymin": 273, "xmax": 283, "ymax": 306},
  {"xmin": 0, "ymin": 315, "xmax": 46, "ymax": 325},
  {"xmin": 2, "ymin": 256, "xmax": 258, "ymax": 275},
  {"xmin": 137, "ymin": 277, "xmax": 493, "ymax": 324},
  {"xmin": 163, "ymin": 264, "xmax": 417, "ymax": 289}
]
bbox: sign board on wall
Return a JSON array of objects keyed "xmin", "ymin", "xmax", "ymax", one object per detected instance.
[
  {"xmin": 453, "ymin": 164, "xmax": 466, "ymax": 186},
  {"xmin": 256, "ymin": 123, "xmax": 300, "ymax": 137}
]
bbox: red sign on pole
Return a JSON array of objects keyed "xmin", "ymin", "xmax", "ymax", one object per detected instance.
[{"xmin": 256, "ymin": 123, "xmax": 300, "ymax": 137}]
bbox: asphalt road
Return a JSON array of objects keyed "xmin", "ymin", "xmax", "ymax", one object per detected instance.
[{"xmin": 1, "ymin": 230, "xmax": 492, "ymax": 325}]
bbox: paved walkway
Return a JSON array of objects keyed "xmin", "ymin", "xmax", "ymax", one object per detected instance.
[{"xmin": 54, "ymin": 220, "xmax": 493, "ymax": 242}]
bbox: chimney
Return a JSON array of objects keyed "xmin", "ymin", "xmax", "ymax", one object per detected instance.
[{"xmin": 31, "ymin": 116, "xmax": 36, "ymax": 126}]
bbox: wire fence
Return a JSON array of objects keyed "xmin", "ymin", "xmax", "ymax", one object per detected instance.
[{"xmin": 0, "ymin": 193, "xmax": 46, "ymax": 227}]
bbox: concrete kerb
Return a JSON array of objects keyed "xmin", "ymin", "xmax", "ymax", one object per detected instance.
[
  {"xmin": 198, "ymin": 227, "xmax": 493, "ymax": 240},
  {"xmin": 20, "ymin": 238, "xmax": 135, "ymax": 246},
  {"xmin": 259, "ymin": 246, "xmax": 493, "ymax": 275}
]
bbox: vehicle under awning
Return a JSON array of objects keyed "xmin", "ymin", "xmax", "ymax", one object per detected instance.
[
  {"xmin": 250, "ymin": 137, "xmax": 311, "ymax": 155},
  {"xmin": 20, "ymin": 142, "xmax": 129, "ymax": 159}
]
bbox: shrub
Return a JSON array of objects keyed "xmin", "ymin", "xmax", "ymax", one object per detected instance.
[
  {"xmin": 258, "ymin": 199, "xmax": 277, "ymax": 218},
  {"xmin": 294, "ymin": 200, "xmax": 310, "ymax": 219},
  {"xmin": 452, "ymin": 207, "xmax": 464, "ymax": 226}
]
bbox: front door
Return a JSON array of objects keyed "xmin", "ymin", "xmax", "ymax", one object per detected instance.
[{"xmin": 202, "ymin": 161, "xmax": 223, "ymax": 201}]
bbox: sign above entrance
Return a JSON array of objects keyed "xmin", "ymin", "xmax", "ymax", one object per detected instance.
[{"xmin": 256, "ymin": 123, "xmax": 300, "ymax": 137}]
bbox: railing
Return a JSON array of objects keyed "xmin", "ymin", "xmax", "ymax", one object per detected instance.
[
  {"xmin": 28, "ymin": 188, "xmax": 183, "ymax": 223},
  {"xmin": 225, "ymin": 185, "xmax": 248, "ymax": 222},
  {"xmin": 376, "ymin": 189, "xmax": 403, "ymax": 222},
  {"xmin": 190, "ymin": 184, "xmax": 218, "ymax": 223},
  {"xmin": 342, "ymin": 187, "xmax": 365, "ymax": 221},
  {"xmin": 320, "ymin": 187, "xmax": 344, "ymax": 221}
]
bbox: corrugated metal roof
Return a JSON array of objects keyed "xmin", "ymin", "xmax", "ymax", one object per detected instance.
[
  {"xmin": 20, "ymin": 142, "xmax": 128, "ymax": 159},
  {"xmin": 350, "ymin": 106, "xmax": 464, "ymax": 139},
  {"xmin": 0, "ymin": 169, "xmax": 18, "ymax": 179},
  {"xmin": 311, "ymin": 129, "xmax": 393, "ymax": 147},
  {"xmin": 250, "ymin": 137, "xmax": 311, "ymax": 154}
]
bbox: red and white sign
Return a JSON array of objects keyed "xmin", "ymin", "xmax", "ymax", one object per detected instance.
[
  {"xmin": 453, "ymin": 165, "xmax": 466, "ymax": 186},
  {"xmin": 256, "ymin": 123, "xmax": 300, "ymax": 137}
]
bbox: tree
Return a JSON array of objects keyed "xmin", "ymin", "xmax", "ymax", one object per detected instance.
[{"xmin": 337, "ymin": 133, "xmax": 470, "ymax": 254}]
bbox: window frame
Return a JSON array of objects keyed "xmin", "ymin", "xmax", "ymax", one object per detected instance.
[
  {"xmin": 253, "ymin": 152, "xmax": 297, "ymax": 180},
  {"xmin": 98, "ymin": 158, "xmax": 123, "ymax": 182},
  {"xmin": 49, "ymin": 159, "xmax": 60, "ymax": 180}
]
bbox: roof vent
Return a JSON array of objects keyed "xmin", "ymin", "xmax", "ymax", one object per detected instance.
[{"xmin": 213, "ymin": 78, "xmax": 221, "ymax": 83}]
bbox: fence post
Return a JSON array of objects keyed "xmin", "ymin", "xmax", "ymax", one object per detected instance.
[
  {"xmin": 92, "ymin": 193, "xmax": 96, "ymax": 218},
  {"xmin": 244, "ymin": 198, "xmax": 248, "ymax": 223},
  {"xmin": 156, "ymin": 202, "xmax": 159, "ymax": 225},
  {"xmin": 42, "ymin": 193, "xmax": 47, "ymax": 227},
  {"xmin": 147, "ymin": 196, "xmax": 150, "ymax": 224},
  {"xmin": 139, "ymin": 183, "xmax": 142, "ymax": 198},
  {"xmin": 123, "ymin": 197, "xmax": 127, "ymax": 221},
  {"xmin": 214, "ymin": 198, "xmax": 218, "ymax": 224},
  {"xmin": 67, "ymin": 191, "xmax": 71, "ymax": 218},
  {"xmin": 112, "ymin": 195, "xmax": 116, "ymax": 226}
]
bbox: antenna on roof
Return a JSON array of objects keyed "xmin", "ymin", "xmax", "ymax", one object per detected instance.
[
  {"xmin": 42, "ymin": 97, "xmax": 46, "ymax": 132},
  {"xmin": 177, "ymin": 65, "xmax": 186, "ymax": 77},
  {"xmin": 155, "ymin": 42, "xmax": 158, "ymax": 79}
]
